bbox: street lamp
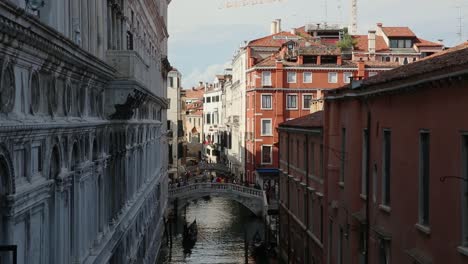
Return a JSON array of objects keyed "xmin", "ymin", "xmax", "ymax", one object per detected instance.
[{"xmin": 26, "ymin": 0, "xmax": 45, "ymax": 12}]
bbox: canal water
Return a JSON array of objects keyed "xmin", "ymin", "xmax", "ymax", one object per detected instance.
[{"xmin": 157, "ymin": 197, "xmax": 271, "ymax": 264}]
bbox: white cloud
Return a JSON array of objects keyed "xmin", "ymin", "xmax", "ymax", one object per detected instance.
[{"xmin": 182, "ymin": 61, "xmax": 231, "ymax": 88}]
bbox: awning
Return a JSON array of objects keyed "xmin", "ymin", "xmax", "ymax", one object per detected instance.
[{"xmin": 255, "ymin": 168, "xmax": 279, "ymax": 179}]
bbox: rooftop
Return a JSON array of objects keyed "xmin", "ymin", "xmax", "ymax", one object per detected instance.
[
  {"xmin": 279, "ymin": 111, "xmax": 323, "ymax": 129},
  {"xmin": 327, "ymin": 42, "xmax": 468, "ymax": 96},
  {"xmin": 381, "ymin": 26, "xmax": 416, "ymax": 38}
]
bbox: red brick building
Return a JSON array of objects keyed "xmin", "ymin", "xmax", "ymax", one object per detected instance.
[
  {"xmin": 322, "ymin": 42, "xmax": 468, "ymax": 264},
  {"xmin": 245, "ymin": 25, "xmax": 396, "ymax": 184},
  {"xmin": 278, "ymin": 111, "xmax": 325, "ymax": 263}
]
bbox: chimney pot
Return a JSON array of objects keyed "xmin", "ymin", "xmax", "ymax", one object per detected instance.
[
  {"xmin": 377, "ymin": 23, "xmax": 383, "ymax": 27},
  {"xmin": 271, "ymin": 21, "xmax": 277, "ymax": 34},
  {"xmin": 276, "ymin": 19, "xmax": 281, "ymax": 33}
]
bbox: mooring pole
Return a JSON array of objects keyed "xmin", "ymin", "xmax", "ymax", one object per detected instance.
[{"xmin": 244, "ymin": 230, "xmax": 248, "ymax": 264}]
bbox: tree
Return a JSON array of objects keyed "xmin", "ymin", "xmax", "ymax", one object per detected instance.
[{"xmin": 336, "ymin": 27, "xmax": 357, "ymax": 50}]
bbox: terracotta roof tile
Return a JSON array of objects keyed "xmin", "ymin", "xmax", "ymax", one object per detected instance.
[
  {"xmin": 185, "ymin": 87, "xmax": 205, "ymax": 99},
  {"xmin": 353, "ymin": 35, "xmax": 389, "ymax": 52},
  {"xmin": 381, "ymin": 27, "xmax": 416, "ymax": 37},
  {"xmin": 248, "ymin": 31, "xmax": 302, "ymax": 47},
  {"xmin": 279, "ymin": 111, "xmax": 323, "ymax": 128},
  {"xmin": 414, "ymin": 37, "xmax": 443, "ymax": 47},
  {"xmin": 329, "ymin": 42, "xmax": 468, "ymax": 94}
]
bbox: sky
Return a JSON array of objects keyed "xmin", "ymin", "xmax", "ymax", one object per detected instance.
[{"xmin": 168, "ymin": 0, "xmax": 468, "ymax": 88}]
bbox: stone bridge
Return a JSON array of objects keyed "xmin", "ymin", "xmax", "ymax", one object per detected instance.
[{"xmin": 168, "ymin": 183, "xmax": 267, "ymax": 217}]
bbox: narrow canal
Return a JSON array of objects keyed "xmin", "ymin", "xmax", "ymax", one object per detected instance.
[{"xmin": 157, "ymin": 197, "xmax": 271, "ymax": 264}]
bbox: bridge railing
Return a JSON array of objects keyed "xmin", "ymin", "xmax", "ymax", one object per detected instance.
[{"xmin": 169, "ymin": 183, "xmax": 264, "ymax": 197}]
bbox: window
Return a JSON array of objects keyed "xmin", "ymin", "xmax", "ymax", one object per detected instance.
[
  {"xmin": 320, "ymin": 144, "xmax": 324, "ymax": 178},
  {"xmin": 403, "ymin": 57, "xmax": 409, "ymax": 65},
  {"xmin": 338, "ymin": 228, "xmax": 343, "ymax": 264},
  {"xmin": 382, "ymin": 130, "xmax": 391, "ymax": 206},
  {"xmin": 261, "ymin": 145, "xmax": 272, "ymax": 164},
  {"xmin": 379, "ymin": 240, "xmax": 390, "ymax": 264},
  {"xmin": 261, "ymin": 119, "xmax": 272, "ymax": 136},
  {"xmin": 303, "ymin": 72, "xmax": 313, "ymax": 83},
  {"xmin": 328, "ymin": 220, "xmax": 333, "ymax": 264},
  {"xmin": 362, "ymin": 129, "xmax": 369, "ymax": 196},
  {"xmin": 419, "ymin": 131, "xmax": 430, "ymax": 226},
  {"xmin": 405, "ymin": 39, "xmax": 412, "ymax": 47},
  {"xmin": 368, "ymin": 72, "xmax": 378, "ymax": 77},
  {"xmin": 206, "ymin": 114, "xmax": 211, "ymax": 124},
  {"xmin": 31, "ymin": 144, "xmax": 42, "ymax": 175},
  {"xmin": 207, "ymin": 97, "xmax": 211, "ymax": 103},
  {"xmin": 261, "ymin": 94, "xmax": 272, "ymax": 109},
  {"xmin": 246, "ymin": 95, "xmax": 249, "ymax": 109},
  {"xmin": 309, "ymin": 141, "xmax": 315, "ymax": 176},
  {"xmin": 320, "ymin": 204, "xmax": 324, "ymax": 242},
  {"xmin": 126, "ymin": 31, "xmax": 134, "ymax": 50},
  {"xmin": 215, "ymin": 96, "xmax": 219, "ymax": 102},
  {"xmin": 14, "ymin": 149, "xmax": 26, "ymax": 183},
  {"xmin": 343, "ymin": 72, "xmax": 353, "ymax": 83},
  {"xmin": 328, "ymin": 72, "xmax": 338, "ymax": 83},
  {"xmin": 287, "ymin": 72, "xmax": 297, "ymax": 83},
  {"xmin": 303, "ymin": 95, "xmax": 312, "ymax": 109},
  {"xmin": 462, "ymin": 135, "xmax": 468, "ymax": 246},
  {"xmin": 286, "ymin": 94, "xmax": 298, "ymax": 109},
  {"xmin": 262, "ymin": 71, "xmax": 272, "ymax": 86},
  {"xmin": 340, "ymin": 128, "xmax": 346, "ymax": 183}
]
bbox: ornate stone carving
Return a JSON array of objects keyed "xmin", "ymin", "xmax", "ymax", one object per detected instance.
[{"xmin": 0, "ymin": 64, "xmax": 15, "ymax": 113}]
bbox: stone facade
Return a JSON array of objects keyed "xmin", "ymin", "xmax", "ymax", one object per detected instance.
[
  {"xmin": 167, "ymin": 69, "xmax": 186, "ymax": 179},
  {"xmin": 0, "ymin": 0, "xmax": 170, "ymax": 263}
]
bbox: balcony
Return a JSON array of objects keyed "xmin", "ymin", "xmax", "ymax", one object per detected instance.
[{"xmin": 106, "ymin": 50, "xmax": 150, "ymax": 87}]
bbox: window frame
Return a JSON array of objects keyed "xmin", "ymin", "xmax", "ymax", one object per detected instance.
[
  {"xmin": 382, "ymin": 129, "xmax": 391, "ymax": 206},
  {"xmin": 303, "ymin": 72, "xmax": 313, "ymax": 83},
  {"xmin": 302, "ymin": 94, "xmax": 313, "ymax": 110},
  {"xmin": 418, "ymin": 130, "xmax": 430, "ymax": 227},
  {"xmin": 261, "ymin": 145, "xmax": 273, "ymax": 164},
  {"xmin": 361, "ymin": 129, "xmax": 369, "ymax": 197},
  {"xmin": 328, "ymin": 72, "xmax": 338, "ymax": 83},
  {"xmin": 287, "ymin": 71, "xmax": 297, "ymax": 83},
  {"xmin": 262, "ymin": 71, "xmax": 272, "ymax": 86},
  {"xmin": 286, "ymin": 94, "xmax": 298, "ymax": 110},
  {"xmin": 261, "ymin": 118, "xmax": 273, "ymax": 136},
  {"xmin": 343, "ymin": 72, "xmax": 353, "ymax": 84},
  {"xmin": 261, "ymin": 94, "xmax": 273, "ymax": 110}
]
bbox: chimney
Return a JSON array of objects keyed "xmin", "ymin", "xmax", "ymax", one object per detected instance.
[
  {"xmin": 276, "ymin": 19, "xmax": 281, "ymax": 33},
  {"xmin": 357, "ymin": 58, "xmax": 365, "ymax": 78},
  {"xmin": 291, "ymin": 28, "xmax": 296, "ymax": 35},
  {"xmin": 199, "ymin": 81, "xmax": 203, "ymax": 87},
  {"xmin": 437, "ymin": 39, "xmax": 444, "ymax": 46},
  {"xmin": 376, "ymin": 23, "xmax": 383, "ymax": 36},
  {"xmin": 270, "ymin": 20, "xmax": 277, "ymax": 34},
  {"xmin": 368, "ymin": 30, "xmax": 376, "ymax": 57}
]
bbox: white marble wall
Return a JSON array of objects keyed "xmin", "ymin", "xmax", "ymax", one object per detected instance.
[{"xmin": 0, "ymin": 0, "xmax": 170, "ymax": 263}]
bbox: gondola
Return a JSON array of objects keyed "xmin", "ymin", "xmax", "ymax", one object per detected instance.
[{"xmin": 182, "ymin": 220, "xmax": 198, "ymax": 249}]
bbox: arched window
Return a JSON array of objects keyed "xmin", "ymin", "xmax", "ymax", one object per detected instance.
[
  {"xmin": 50, "ymin": 146, "xmax": 60, "ymax": 179},
  {"xmin": 0, "ymin": 156, "xmax": 9, "ymax": 195},
  {"xmin": 64, "ymin": 83, "xmax": 72, "ymax": 116},
  {"xmin": 92, "ymin": 139, "xmax": 98, "ymax": 161},
  {"xmin": 403, "ymin": 57, "xmax": 409, "ymax": 65},
  {"xmin": 31, "ymin": 72, "xmax": 40, "ymax": 114},
  {"xmin": 71, "ymin": 143, "xmax": 79, "ymax": 171}
]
